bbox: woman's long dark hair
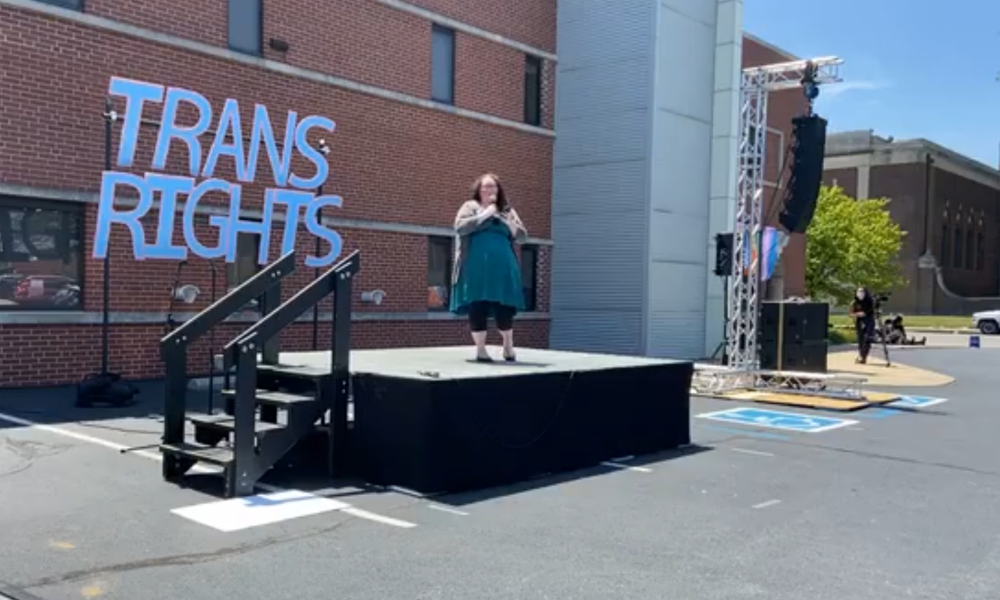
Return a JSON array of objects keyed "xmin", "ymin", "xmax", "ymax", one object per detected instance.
[{"xmin": 471, "ymin": 173, "xmax": 509, "ymax": 213}]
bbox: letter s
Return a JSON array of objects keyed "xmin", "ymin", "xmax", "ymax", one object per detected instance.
[
  {"xmin": 303, "ymin": 195, "xmax": 343, "ymax": 268},
  {"xmin": 290, "ymin": 115, "xmax": 336, "ymax": 190}
]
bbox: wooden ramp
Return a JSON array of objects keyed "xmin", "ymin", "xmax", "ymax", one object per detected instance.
[{"xmin": 717, "ymin": 390, "xmax": 902, "ymax": 413}]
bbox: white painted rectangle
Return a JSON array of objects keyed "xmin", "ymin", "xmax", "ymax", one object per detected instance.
[{"xmin": 171, "ymin": 489, "xmax": 350, "ymax": 532}]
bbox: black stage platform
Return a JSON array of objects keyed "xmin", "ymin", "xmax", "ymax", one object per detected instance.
[{"xmin": 276, "ymin": 346, "xmax": 694, "ymax": 495}]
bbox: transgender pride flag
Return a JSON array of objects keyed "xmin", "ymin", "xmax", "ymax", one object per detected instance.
[
  {"xmin": 760, "ymin": 226, "xmax": 788, "ymax": 281},
  {"xmin": 741, "ymin": 226, "xmax": 788, "ymax": 281}
]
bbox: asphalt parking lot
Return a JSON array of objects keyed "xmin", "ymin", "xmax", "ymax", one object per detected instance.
[{"xmin": 1, "ymin": 346, "xmax": 998, "ymax": 600}]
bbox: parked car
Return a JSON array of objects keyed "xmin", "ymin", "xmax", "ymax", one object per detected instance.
[
  {"xmin": 972, "ymin": 310, "xmax": 1000, "ymax": 335},
  {"xmin": 0, "ymin": 274, "xmax": 25, "ymax": 300},
  {"xmin": 12, "ymin": 275, "xmax": 76, "ymax": 307}
]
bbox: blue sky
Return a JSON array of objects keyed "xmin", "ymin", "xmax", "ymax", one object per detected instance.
[{"xmin": 744, "ymin": 0, "xmax": 1000, "ymax": 168}]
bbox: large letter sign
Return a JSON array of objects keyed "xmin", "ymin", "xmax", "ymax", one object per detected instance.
[{"xmin": 93, "ymin": 77, "xmax": 343, "ymax": 268}]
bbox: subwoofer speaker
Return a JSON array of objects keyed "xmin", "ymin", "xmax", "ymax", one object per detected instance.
[
  {"xmin": 778, "ymin": 115, "xmax": 827, "ymax": 234},
  {"xmin": 759, "ymin": 301, "xmax": 829, "ymax": 373}
]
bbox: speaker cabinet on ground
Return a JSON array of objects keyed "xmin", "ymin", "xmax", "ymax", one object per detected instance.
[
  {"xmin": 759, "ymin": 340, "xmax": 828, "ymax": 373},
  {"xmin": 778, "ymin": 115, "xmax": 828, "ymax": 234},
  {"xmin": 759, "ymin": 301, "xmax": 829, "ymax": 373}
]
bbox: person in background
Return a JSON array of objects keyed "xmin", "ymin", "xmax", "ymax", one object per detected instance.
[
  {"xmin": 849, "ymin": 287, "xmax": 876, "ymax": 364},
  {"xmin": 450, "ymin": 173, "xmax": 527, "ymax": 362}
]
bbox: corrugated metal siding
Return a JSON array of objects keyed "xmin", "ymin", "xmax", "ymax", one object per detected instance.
[
  {"xmin": 644, "ymin": 0, "xmax": 717, "ymax": 359},
  {"xmin": 550, "ymin": 0, "xmax": 655, "ymax": 353},
  {"xmin": 704, "ymin": 0, "xmax": 743, "ymax": 356}
]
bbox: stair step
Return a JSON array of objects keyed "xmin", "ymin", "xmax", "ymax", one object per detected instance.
[
  {"xmin": 189, "ymin": 413, "xmax": 286, "ymax": 434},
  {"xmin": 257, "ymin": 363, "xmax": 329, "ymax": 380},
  {"xmin": 220, "ymin": 388, "xmax": 315, "ymax": 407},
  {"xmin": 160, "ymin": 441, "xmax": 234, "ymax": 466}
]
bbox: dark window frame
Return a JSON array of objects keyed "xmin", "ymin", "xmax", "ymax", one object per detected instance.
[
  {"xmin": 430, "ymin": 24, "xmax": 456, "ymax": 105},
  {"xmin": 940, "ymin": 224, "xmax": 949, "ymax": 268},
  {"xmin": 0, "ymin": 196, "xmax": 85, "ymax": 312},
  {"xmin": 228, "ymin": 0, "xmax": 263, "ymax": 56},
  {"xmin": 427, "ymin": 235, "xmax": 454, "ymax": 312},
  {"xmin": 521, "ymin": 244, "xmax": 539, "ymax": 312},
  {"xmin": 524, "ymin": 55, "xmax": 543, "ymax": 126},
  {"xmin": 953, "ymin": 227, "xmax": 963, "ymax": 269},
  {"xmin": 965, "ymin": 228, "xmax": 975, "ymax": 270},
  {"xmin": 977, "ymin": 230, "xmax": 985, "ymax": 271},
  {"xmin": 34, "ymin": 0, "xmax": 83, "ymax": 10}
]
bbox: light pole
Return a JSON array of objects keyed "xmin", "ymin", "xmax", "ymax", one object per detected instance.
[{"xmin": 311, "ymin": 139, "xmax": 330, "ymax": 350}]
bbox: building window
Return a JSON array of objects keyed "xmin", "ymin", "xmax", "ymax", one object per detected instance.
[
  {"xmin": 228, "ymin": 0, "xmax": 262, "ymax": 56},
  {"xmin": 521, "ymin": 244, "xmax": 538, "ymax": 312},
  {"xmin": 427, "ymin": 236, "xmax": 453, "ymax": 310},
  {"xmin": 0, "ymin": 197, "xmax": 84, "ymax": 311},
  {"xmin": 977, "ymin": 231, "xmax": 985, "ymax": 271},
  {"xmin": 953, "ymin": 227, "xmax": 963, "ymax": 269},
  {"xmin": 35, "ymin": 0, "xmax": 83, "ymax": 9},
  {"xmin": 227, "ymin": 231, "xmax": 261, "ymax": 288},
  {"xmin": 524, "ymin": 55, "xmax": 542, "ymax": 126},
  {"xmin": 965, "ymin": 229, "xmax": 975, "ymax": 270},
  {"xmin": 940, "ymin": 224, "xmax": 948, "ymax": 268},
  {"xmin": 431, "ymin": 25, "xmax": 455, "ymax": 105}
]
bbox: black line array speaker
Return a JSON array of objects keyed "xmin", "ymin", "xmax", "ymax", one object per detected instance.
[
  {"xmin": 713, "ymin": 232, "xmax": 733, "ymax": 276},
  {"xmin": 759, "ymin": 301, "xmax": 829, "ymax": 373},
  {"xmin": 778, "ymin": 115, "xmax": 828, "ymax": 234}
]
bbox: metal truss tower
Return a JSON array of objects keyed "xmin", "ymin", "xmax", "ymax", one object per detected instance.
[{"xmin": 725, "ymin": 57, "xmax": 843, "ymax": 371}]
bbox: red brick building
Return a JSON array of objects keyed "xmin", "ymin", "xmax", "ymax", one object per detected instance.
[
  {"xmin": 741, "ymin": 34, "xmax": 810, "ymax": 300},
  {"xmin": 0, "ymin": 0, "xmax": 807, "ymax": 387},
  {"xmin": 823, "ymin": 131, "xmax": 1000, "ymax": 315},
  {"xmin": 0, "ymin": 0, "xmax": 556, "ymax": 387}
]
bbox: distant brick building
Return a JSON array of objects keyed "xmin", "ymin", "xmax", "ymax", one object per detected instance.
[
  {"xmin": 0, "ymin": 0, "xmax": 807, "ymax": 387},
  {"xmin": 823, "ymin": 130, "xmax": 1000, "ymax": 314}
]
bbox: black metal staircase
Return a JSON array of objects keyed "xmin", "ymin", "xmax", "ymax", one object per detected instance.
[{"xmin": 158, "ymin": 250, "xmax": 360, "ymax": 497}]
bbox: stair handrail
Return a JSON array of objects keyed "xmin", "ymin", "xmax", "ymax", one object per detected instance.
[
  {"xmin": 221, "ymin": 250, "xmax": 360, "ymax": 370},
  {"xmin": 160, "ymin": 250, "xmax": 296, "ymax": 451},
  {"xmin": 159, "ymin": 250, "xmax": 298, "ymax": 356}
]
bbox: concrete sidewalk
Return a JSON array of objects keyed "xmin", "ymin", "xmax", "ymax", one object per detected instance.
[{"xmin": 828, "ymin": 350, "xmax": 954, "ymax": 387}]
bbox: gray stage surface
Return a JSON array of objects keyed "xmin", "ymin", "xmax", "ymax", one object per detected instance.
[{"xmin": 272, "ymin": 346, "xmax": 690, "ymax": 380}]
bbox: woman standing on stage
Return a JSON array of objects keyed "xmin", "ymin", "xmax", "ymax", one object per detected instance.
[
  {"xmin": 849, "ymin": 287, "xmax": 876, "ymax": 364},
  {"xmin": 450, "ymin": 173, "xmax": 527, "ymax": 362}
]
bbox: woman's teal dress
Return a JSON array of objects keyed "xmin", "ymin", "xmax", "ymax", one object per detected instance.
[{"xmin": 450, "ymin": 218, "xmax": 525, "ymax": 315}]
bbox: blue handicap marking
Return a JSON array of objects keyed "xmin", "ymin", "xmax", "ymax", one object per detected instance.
[
  {"xmin": 696, "ymin": 407, "xmax": 858, "ymax": 433},
  {"xmin": 887, "ymin": 395, "xmax": 949, "ymax": 409}
]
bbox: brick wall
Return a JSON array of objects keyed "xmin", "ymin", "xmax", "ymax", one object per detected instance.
[
  {"xmin": 741, "ymin": 37, "xmax": 809, "ymax": 297},
  {"xmin": 0, "ymin": 1, "xmax": 554, "ymax": 388},
  {"xmin": 932, "ymin": 167, "xmax": 1000, "ymax": 299},
  {"xmin": 821, "ymin": 159, "xmax": 1000, "ymax": 314}
]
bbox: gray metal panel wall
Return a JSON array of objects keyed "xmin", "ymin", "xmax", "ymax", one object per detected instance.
[
  {"xmin": 644, "ymin": 0, "xmax": 719, "ymax": 359},
  {"xmin": 550, "ymin": 0, "xmax": 655, "ymax": 355}
]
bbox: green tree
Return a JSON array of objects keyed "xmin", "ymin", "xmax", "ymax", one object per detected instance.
[{"xmin": 805, "ymin": 185, "xmax": 907, "ymax": 306}]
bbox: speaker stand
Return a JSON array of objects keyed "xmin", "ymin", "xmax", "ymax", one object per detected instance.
[
  {"xmin": 872, "ymin": 305, "xmax": 892, "ymax": 368},
  {"xmin": 709, "ymin": 275, "xmax": 730, "ymax": 365}
]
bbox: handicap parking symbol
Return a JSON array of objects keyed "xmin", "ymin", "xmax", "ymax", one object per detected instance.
[
  {"xmin": 696, "ymin": 407, "xmax": 858, "ymax": 433},
  {"xmin": 887, "ymin": 395, "xmax": 949, "ymax": 409}
]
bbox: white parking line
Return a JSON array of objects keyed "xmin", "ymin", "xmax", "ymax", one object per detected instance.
[
  {"xmin": 427, "ymin": 504, "xmax": 469, "ymax": 516},
  {"xmin": 730, "ymin": 447, "xmax": 775, "ymax": 457},
  {"xmin": 600, "ymin": 461, "xmax": 653, "ymax": 473},
  {"xmin": 0, "ymin": 410, "xmax": 416, "ymax": 529}
]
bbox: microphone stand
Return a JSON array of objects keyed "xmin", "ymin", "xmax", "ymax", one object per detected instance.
[{"xmin": 100, "ymin": 98, "xmax": 117, "ymax": 375}]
